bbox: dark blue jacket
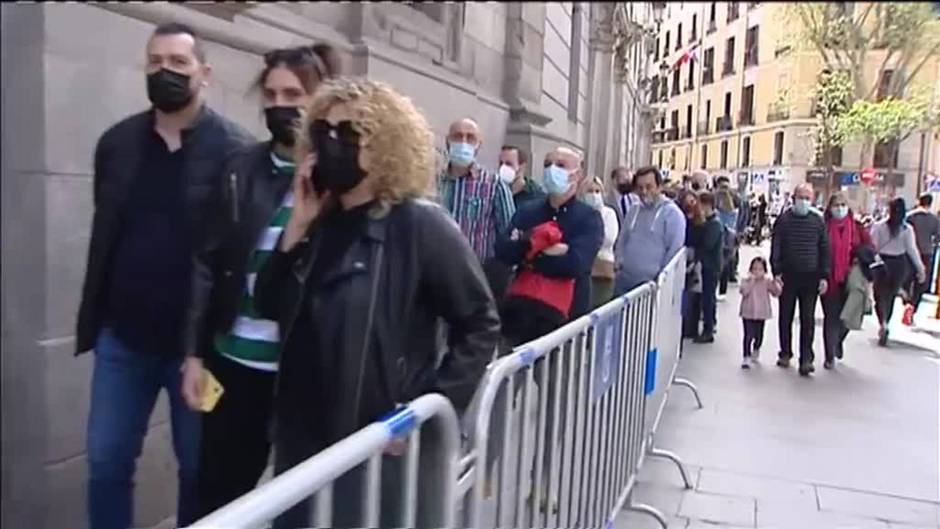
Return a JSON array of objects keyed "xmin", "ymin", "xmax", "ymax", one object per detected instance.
[{"xmin": 496, "ymin": 197, "xmax": 604, "ymax": 319}]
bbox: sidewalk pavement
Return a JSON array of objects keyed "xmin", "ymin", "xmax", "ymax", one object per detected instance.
[{"xmin": 616, "ymin": 244, "xmax": 940, "ymax": 529}]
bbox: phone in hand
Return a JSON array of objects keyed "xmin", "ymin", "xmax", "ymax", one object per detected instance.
[{"xmin": 199, "ymin": 369, "xmax": 225, "ymax": 413}]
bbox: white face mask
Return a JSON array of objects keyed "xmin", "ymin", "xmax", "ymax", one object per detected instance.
[
  {"xmin": 498, "ymin": 164, "xmax": 517, "ymax": 185},
  {"xmin": 583, "ymin": 192, "xmax": 603, "ymax": 209}
]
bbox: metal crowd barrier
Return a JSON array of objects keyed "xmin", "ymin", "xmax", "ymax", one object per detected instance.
[
  {"xmin": 187, "ymin": 394, "xmax": 460, "ymax": 529},
  {"xmin": 460, "ymin": 248, "xmax": 702, "ymax": 529},
  {"xmin": 462, "ymin": 283, "xmax": 657, "ymax": 528}
]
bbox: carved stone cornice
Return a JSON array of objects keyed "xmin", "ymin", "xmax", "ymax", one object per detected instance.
[{"xmin": 589, "ymin": 3, "xmax": 617, "ymax": 52}]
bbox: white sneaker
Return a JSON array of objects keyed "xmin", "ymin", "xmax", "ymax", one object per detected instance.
[
  {"xmin": 741, "ymin": 360, "xmax": 751, "ymax": 369},
  {"xmin": 717, "ymin": 294, "xmax": 727, "ymax": 302},
  {"xmin": 752, "ymin": 348, "xmax": 761, "ymax": 361}
]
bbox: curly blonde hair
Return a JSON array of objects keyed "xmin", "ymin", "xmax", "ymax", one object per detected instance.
[{"xmin": 295, "ymin": 77, "xmax": 435, "ymax": 206}]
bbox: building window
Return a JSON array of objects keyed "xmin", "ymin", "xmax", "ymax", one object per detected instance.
[
  {"xmin": 671, "ymin": 148, "xmax": 677, "ymax": 170},
  {"xmin": 816, "ymin": 145, "xmax": 843, "ymax": 167},
  {"xmin": 404, "ymin": 2, "xmax": 446, "ymax": 23},
  {"xmin": 703, "ymin": 47, "xmax": 715, "ymax": 85},
  {"xmin": 723, "ymin": 37, "xmax": 736, "ymax": 76},
  {"xmin": 687, "ymin": 60, "xmax": 695, "ymax": 91},
  {"xmin": 685, "ymin": 104, "xmax": 693, "ymax": 138},
  {"xmin": 727, "ymin": 2, "xmax": 740, "ymax": 22},
  {"xmin": 739, "ymin": 84, "xmax": 754, "ymax": 125},
  {"xmin": 708, "ymin": 3, "xmax": 717, "ymax": 33},
  {"xmin": 874, "ymin": 140, "xmax": 899, "ymax": 167},
  {"xmin": 773, "ymin": 131, "xmax": 785, "ymax": 165},
  {"xmin": 701, "ymin": 144, "xmax": 709, "ymax": 169},
  {"xmin": 742, "ymin": 136, "xmax": 751, "ymax": 166},
  {"xmin": 661, "ymin": 77, "xmax": 669, "ymax": 101},
  {"xmin": 665, "ymin": 31, "xmax": 671, "ymax": 55},
  {"xmin": 745, "ymin": 26, "xmax": 759, "ymax": 67},
  {"xmin": 654, "ymin": 37, "xmax": 660, "ymax": 62},
  {"xmin": 676, "ymin": 24, "xmax": 683, "ymax": 50},
  {"xmin": 672, "ymin": 67, "xmax": 681, "ymax": 96},
  {"xmin": 720, "ymin": 140, "xmax": 729, "ymax": 168},
  {"xmin": 704, "ymin": 99, "xmax": 712, "ymax": 133},
  {"xmin": 650, "ymin": 76, "xmax": 660, "ymax": 103},
  {"xmin": 659, "ymin": 149, "xmax": 664, "ymax": 168},
  {"xmin": 877, "ymin": 69, "xmax": 894, "ymax": 101},
  {"xmin": 691, "ymin": 14, "xmax": 698, "ymax": 42}
]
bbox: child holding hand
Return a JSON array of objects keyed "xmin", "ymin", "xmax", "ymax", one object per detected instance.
[{"xmin": 739, "ymin": 257, "xmax": 782, "ymax": 369}]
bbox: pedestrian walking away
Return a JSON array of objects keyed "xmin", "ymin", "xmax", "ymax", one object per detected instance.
[
  {"xmin": 613, "ymin": 166, "xmax": 686, "ymax": 296},
  {"xmin": 871, "ymin": 198, "xmax": 927, "ymax": 346},
  {"xmin": 693, "ymin": 192, "xmax": 724, "ymax": 343},
  {"xmin": 679, "ymin": 191, "xmax": 705, "ymax": 339},
  {"xmin": 770, "ymin": 183, "xmax": 830, "ymax": 377},
  {"xmin": 179, "ymin": 43, "xmax": 340, "ymax": 519},
  {"xmin": 820, "ymin": 192, "xmax": 872, "ymax": 369},
  {"xmin": 738, "ymin": 257, "xmax": 782, "ymax": 369},
  {"xmin": 903, "ymin": 193, "xmax": 940, "ymax": 325},
  {"xmin": 585, "ymin": 176, "xmax": 620, "ymax": 309},
  {"xmin": 251, "ymin": 78, "xmax": 500, "ymax": 529},
  {"xmin": 75, "ymin": 23, "xmax": 254, "ymax": 529}
]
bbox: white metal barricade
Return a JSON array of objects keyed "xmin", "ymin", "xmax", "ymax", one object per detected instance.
[
  {"xmin": 461, "ymin": 284, "xmax": 661, "ymax": 529},
  {"xmin": 187, "ymin": 394, "xmax": 460, "ymax": 529}
]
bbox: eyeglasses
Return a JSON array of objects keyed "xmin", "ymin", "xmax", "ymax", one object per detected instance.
[{"xmin": 263, "ymin": 46, "xmax": 328, "ymax": 79}]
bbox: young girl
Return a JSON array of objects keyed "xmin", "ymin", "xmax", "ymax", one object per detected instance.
[{"xmin": 739, "ymin": 257, "xmax": 782, "ymax": 369}]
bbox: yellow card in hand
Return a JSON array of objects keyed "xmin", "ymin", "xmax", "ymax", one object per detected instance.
[{"xmin": 199, "ymin": 369, "xmax": 224, "ymax": 413}]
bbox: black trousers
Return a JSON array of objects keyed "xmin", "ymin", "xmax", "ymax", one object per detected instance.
[
  {"xmin": 742, "ymin": 319, "xmax": 765, "ymax": 358},
  {"xmin": 874, "ymin": 254, "xmax": 911, "ymax": 327},
  {"xmin": 501, "ymin": 297, "xmax": 566, "ymax": 347},
  {"xmin": 778, "ymin": 273, "xmax": 819, "ymax": 366},
  {"xmin": 821, "ymin": 286, "xmax": 849, "ymax": 362},
  {"xmin": 196, "ymin": 353, "xmax": 276, "ymax": 519},
  {"xmin": 909, "ymin": 252, "xmax": 934, "ymax": 311}
]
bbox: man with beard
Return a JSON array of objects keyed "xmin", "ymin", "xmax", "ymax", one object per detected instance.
[{"xmin": 75, "ymin": 23, "xmax": 253, "ymax": 529}]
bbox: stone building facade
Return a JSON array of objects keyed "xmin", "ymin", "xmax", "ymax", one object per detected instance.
[{"xmin": 1, "ymin": 3, "xmax": 655, "ymax": 528}]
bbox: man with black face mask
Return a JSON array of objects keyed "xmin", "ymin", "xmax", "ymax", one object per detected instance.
[
  {"xmin": 75, "ymin": 23, "xmax": 252, "ymax": 529},
  {"xmin": 181, "ymin": 43, "xmax": 339, "ymax": 518},
  {"xmin": 607, "ymin": 166, "xmax": 638, "ymax": 230}
]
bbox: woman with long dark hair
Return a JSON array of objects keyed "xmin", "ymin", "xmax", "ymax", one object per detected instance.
[
  {"xmin": 870, "ymin": 198, "xmax": 926, "ymax": 346},
  {"xmin": 820, "ymin": 192, "xmax": 871, "ymax": 367}
]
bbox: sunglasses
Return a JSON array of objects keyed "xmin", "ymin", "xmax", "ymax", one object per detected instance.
[
  {"xmin": 264, "ymin": 46, "xmax": 328, "ymax": 78},
  {"xmin": 309, "ymin": 119, "xmax": 362, "ymax": 145}
]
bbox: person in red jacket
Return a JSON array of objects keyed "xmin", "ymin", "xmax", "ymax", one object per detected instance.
[{"xmin": 820, "ymin": 192, "xmax": 872, "ymax": 369}]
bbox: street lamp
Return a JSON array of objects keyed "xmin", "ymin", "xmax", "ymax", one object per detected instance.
[{"xmin": 652, "ymin": 2, "xmax": 666, "ymax": 24}]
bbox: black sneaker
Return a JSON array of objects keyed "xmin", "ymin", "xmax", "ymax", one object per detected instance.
[
  {"xmin": 694, "ymin": 333, "xmax": 715, "ymax": 344},
  {"xmin": 776, "ymin": 356, "xmax": 791, "ymax": 368},
  {"xmin": 798, "ymin": 363, "xmax": 814, "ymax": 376},
  {"xmin": 823, "ymin": 359, "xmax": 834, "ymax": 370}
]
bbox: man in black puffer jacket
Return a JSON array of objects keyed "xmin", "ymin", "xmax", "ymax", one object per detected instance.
[{"xmin": 770, "ymin": 183, "xmax": 830, "ymax": 377}]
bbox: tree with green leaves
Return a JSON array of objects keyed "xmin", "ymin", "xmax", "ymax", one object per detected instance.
[{"xmin": 783, "ymin": 2, "xmax": 940, "ymax": 178}]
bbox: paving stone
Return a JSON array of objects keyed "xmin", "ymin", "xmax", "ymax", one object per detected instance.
[
  {"xmin": 817, "ymin": 486, "xmax": 939, "ymax": 526},
  {"xmin": 697, "ymin": 468, "xmax": 816, "ymax": 510},
  {"xmin": 613, "ymin": 510, "xmax": 688, "ymax": 529},
  {"xmin": 678, "ymin": 491, "xmax": 755, "ymax": 527},
  {"xmin": 756, "ymin": 498, "xmax": 890, "ymax": 528}
]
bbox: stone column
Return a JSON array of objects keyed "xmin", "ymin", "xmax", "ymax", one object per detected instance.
[
  {"xmin": 585, "ymin": 3, "xmax": 617, "ymax": 179},
  {"xmin": 502, "ymin": 2, "xmax": 551, "ymax": 180},
  {"xmin": 610, "ymin": 46, "xmax": 630, "ymax": 171}
]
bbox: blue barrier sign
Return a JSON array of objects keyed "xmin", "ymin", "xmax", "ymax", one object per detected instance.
[
  {"xmin": 644, "ymin": 348, "xmax": 658, "ymax": 395},
  {"xmin": 592, "ymin": 310, "xmax": 622, "ymax": 402}
]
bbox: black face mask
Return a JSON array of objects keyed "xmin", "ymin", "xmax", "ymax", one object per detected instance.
[
  {"xmin": 265, "ymin": 106, "xmax": 302, "ymax": 148},
  {"xmin": 310, "ymin": 119, "xmax": 367, "ymax": 195},
  {"xmin": 616, "ymin": 182, "xmax": 633, "ymax": 195},
  {"xmin": 147, "ymin": 69, "xmax": 194, "ymax": 113}
]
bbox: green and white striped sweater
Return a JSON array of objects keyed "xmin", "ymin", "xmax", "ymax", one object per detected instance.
[{"xmin": 214, "ymin": 152, "xmax": 294, "ymax": 371}]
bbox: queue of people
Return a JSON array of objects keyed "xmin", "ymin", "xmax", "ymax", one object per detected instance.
[
  {"xmin": 76, "ymin": 23, "xmax": 696, "ymax": 529},
  {"xmin": 678, "ymin": 173, "xmax": 939, "ymax": 378}
]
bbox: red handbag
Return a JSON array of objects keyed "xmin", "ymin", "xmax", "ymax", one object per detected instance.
[{"xmin": 506, "ymin": 221, "xmax": 576, "ymax": 318}]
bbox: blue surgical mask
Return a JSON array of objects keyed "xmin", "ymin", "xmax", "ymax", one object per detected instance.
[
  {"xmin": 544, "ymin": 165, "xmax": 572, "ymax": 195},
  {"xmin": 582, "ymin": 192, "xmax": 603, "ymax": 209},
  {"xmin": 793, "ymin": 198, "xmax": 811, "ymax": 216},
  {"xmin": 448, "ymin": 142, "xmax": 476, "ymax": 167},
  {"xmin": 831, "ymin": 205, "xmax": 848, "ymax": 219}
]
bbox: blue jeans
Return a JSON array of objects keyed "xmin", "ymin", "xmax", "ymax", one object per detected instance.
[{"xmin": 86, "ymin": 328, "xmax": 200, "ymax": 529}]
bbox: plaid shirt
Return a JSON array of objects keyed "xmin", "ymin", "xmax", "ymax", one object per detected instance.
[{"xmin": 437, "ymin": 163, "xmax": 515, "ymax": 261}]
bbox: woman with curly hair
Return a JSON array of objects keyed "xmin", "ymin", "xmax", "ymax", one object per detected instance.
[{"xmin": 253, "ymin": 78, "xmax": 501, "ymax": 528}]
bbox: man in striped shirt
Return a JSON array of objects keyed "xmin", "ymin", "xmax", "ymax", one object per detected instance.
[{"xmin": 437, "ymin": 118, "xmax": 515, "ymax": 264}]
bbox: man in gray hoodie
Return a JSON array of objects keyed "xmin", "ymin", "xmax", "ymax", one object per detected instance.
[{"xmin": 614, "ymin": 166, "xmax": 687, "ymax": 295}]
